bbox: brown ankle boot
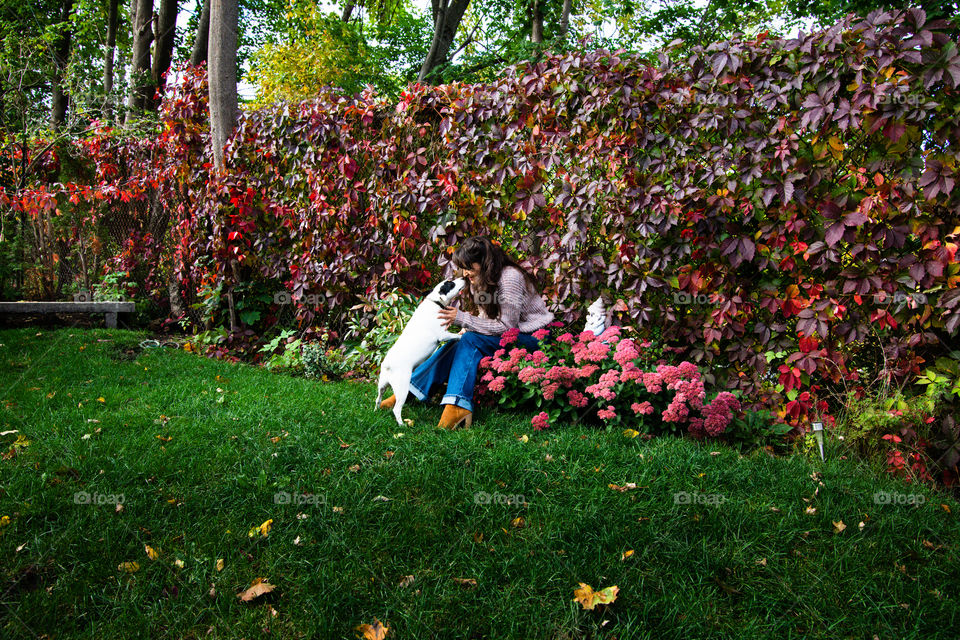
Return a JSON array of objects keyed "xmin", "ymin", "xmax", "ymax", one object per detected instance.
[
  {"xmin": 379, "ymin": 395, "xmax": 396, "ymax": 410},
  {"xmin": 437, "ymin": 404, "xmax": 472, "ymax": 429}
]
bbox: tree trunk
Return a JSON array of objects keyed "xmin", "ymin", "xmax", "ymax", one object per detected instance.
[
  {"xmin": 190, "ymin": 0, "xmax": 210, "ymax": 66},
  {"xmin": 151, "ymin": 0, "xmax": 179, "ymax": 110},
  {"xmin": 531, "ymin": 0, "xmax": 544, "ymax": 44},
  {"xmin": 125, "ymin": 0, "xmax": 154, "ymax": 123},
  {"xmin": 103, "ymin": 0, "xmax": 119, "ymax": 121},
  {"xmin": 558, "ymin": 0, "xmax": 572, "ymax": 42},
  {"xmin": 417, "ymin": 0, "xmax": 470, "ymax": 83},
  {"xmin": 208, "ymin": 0, "xmax": 238, "ymax": 172},
  {"xmin": 341, "ymin": 0, "xmax": 355, "ymax": 21},
  {"xmin": 51, "ymin": 0, "xmax": 74, "ymax": 131}
]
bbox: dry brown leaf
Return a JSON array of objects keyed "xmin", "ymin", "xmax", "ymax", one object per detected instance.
[
  {"xmin": 453, "ymin": 577, "xmax": 477, "ymax": 588},
  {"xmin": 238, "ymin": 580, "xmax": 275, "ymax": 602},
  {"xmin": 398, "ymin": 575, "xmax": 415, "ymax": 588},
  {"xmin": 832, "ymin": 520, "xmax": 846, "ymax": 534}
]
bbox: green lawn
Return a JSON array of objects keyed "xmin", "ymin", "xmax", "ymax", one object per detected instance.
[{"xmin": 1, "ymin": 328, "xmax": 958, "ymax": 639}]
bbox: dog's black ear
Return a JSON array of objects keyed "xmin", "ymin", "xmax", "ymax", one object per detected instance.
[{"xmin": 438, "ymin": 280, "xmax": 456, "ymax": 296}]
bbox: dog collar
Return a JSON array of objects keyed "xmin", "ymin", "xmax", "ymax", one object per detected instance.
[{"xmin": 432, "ymin": 299, "xmax": 452, "ymax": 310}]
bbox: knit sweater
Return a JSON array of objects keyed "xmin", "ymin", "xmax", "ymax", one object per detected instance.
[{"xmin": 454, "ymin": 266, "xmax": 555, "ymax": 336}]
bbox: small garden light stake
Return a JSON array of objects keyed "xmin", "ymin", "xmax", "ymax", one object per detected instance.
[{"xmin": 812, "ymin": 421, "xmax": 825, "ymax": 461}]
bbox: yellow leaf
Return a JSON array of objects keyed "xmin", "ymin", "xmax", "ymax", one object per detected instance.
[
  {"xmin": 216, "ymin": 558, "xmax": 224, "ymax": 572},
  {"xmin": 572, "ymin": 583, "xmax": 620, "ymax": 610},
  {"xmin": 97, "ymin": 397, "xmax": 105, "ymax": 403},
  {"xmin": 942, "ymin": 504, "xmax": 951, "ymax": 513},
  {"xmin": 0, "ymin": 515, "xmax": 10, "ymax": 527},
  {"xmin": 118, "ymin": 561, "xmax": 140, "ymax": 573},
  {"xmin": 828, "ymin": 136, "xmax": 844, "ymax": 151},
  {"xmin": 832, "ymin": 520, "xmax": 846, "ymax": 534},
  {"xmin": 621, "ymin": 549, "xmax": 634, "ymax": 561},
  {"xmin": 174, "ymin": 559, "xmax": 185, "ymax": 568},
  {"xmin": 144, "ymin": 545, "xmax": 159, "ymax": 560},
  {"xmin": 511, "ymin": 516, "xmax": 525, "ymax": 528},
  {"xmin": 355, "ymin": 618, "xmax": 389, "ymax": 640},
  {"xmin": 623, "ymin": 429, "xmax": 639, "ymax": 438},
  {"xmin": 805, "ymin": 506, "xmax": 817, "ymax": 515},
  {"xmin": 248, "ymin": 519, "xmax": 273, "ymax": 538}
]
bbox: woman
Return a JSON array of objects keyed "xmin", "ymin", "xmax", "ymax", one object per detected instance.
[{"xmin": 380, "ymin": 236, "xmax": 554, "ymax": 429}]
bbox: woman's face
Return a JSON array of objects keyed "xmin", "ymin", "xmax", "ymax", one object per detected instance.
[{"xmin": 460, "ymin": 262, "xmax": 482, "ymax": 283}]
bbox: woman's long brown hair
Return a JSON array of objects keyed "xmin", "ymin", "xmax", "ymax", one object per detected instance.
[{"xmin": 452, "ymin": 236, "xmax": 542, "ymax": 320}]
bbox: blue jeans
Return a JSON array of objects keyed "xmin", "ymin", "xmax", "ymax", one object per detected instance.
[{"xmin": 409, "ymin": 330, "xmax": 545, "ymax": 413}]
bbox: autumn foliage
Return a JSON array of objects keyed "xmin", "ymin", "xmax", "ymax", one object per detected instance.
[{"xmin": 2, "ymin": 9, "xmax": 959, "ymax": 432}]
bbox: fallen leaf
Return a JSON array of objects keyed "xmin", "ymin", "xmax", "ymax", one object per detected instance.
[
  {"xmin": 858, "ymin": 521, "xmax": 865, "ymax": 531},
  {"xmin": 942, "ymin": 504, "xmax": 951, "ymax": 513},
  {"xmin": 832, "ymin": 520, "xmax": 846, "ymax": 534},
  {"xmin": 238, "ymin": 579, "xmax": 275, "ymax": 602},
  {"xmin": 372, "ymin": 495, "xmax": 391, "ymax": 502},
  {"xmin": 248, "ymin": 519, "xmax": 273, "ymax": 538},
  {"xmin": 293, "ymin": 536, "xmax": 302, "ymax": 546},
  {"xmin": 804, "ymin": 506, "xmax": 817, "ymax": 515},
  {"xmin": 145, "ymin": 545, "xmax": 159, "ymax": 560},
  {"xmin": 97, "ymin": 397, "xmax": 105, "ymax": 403},
  {"xmin": 756, "ymin": 558, "xmax": 767, "ymax": 566},
  {"xmin": 608, "ymin": 483, "xmax": 640, "ymax": 492},
  {"xmin": 621, "ymin": 549, "xmax": 634, "ymax": 561},
  {"xmin": 511, "ymin": 516, "xmax": 525, "ymax": 528},
  {"xmin": 453, "ymin": 577, "xmax": 477, "ymax": 587},
  {"xmin": 174, "ymin": 559, "xmax": 185, "ymax": 568},
  {"xmin": 348, "ymin": 464, "xmax": 361, "ymax": 473},
  {"xmin": 393, "ymin": 432, "xmax": 405, "ymax": 438},
  {"xmin": 399, "ymin": 575, "xmax": 415, "ymax": 588},
  {"xmin": 383, "ymin": 451, "xmax": 394, "ymax": 459},
  {"xmin": 115, "ymin": 503, "xmax": 124, "ymax": 513},
  {"xmin": 623, "ymin": 429, "xmax": 639, "ymax": 438},
  {"xmin": 572, "ymin": 583, "xmax": 619, "ymax": 610},
  {"xmin": 519, "ymin": 434, "xmax": 529, "ymax": 443},
  {"xmin": 355, "ymin": 618, "xmax": 389, "ymax": 640},
  {"xmin": 216, "ymin": 559, "xmax": 224, "ymax": 572},
  {"xmin": 332, "ymin": 506, "xmax": 344, "ymax": 513},
  {"xmin": 118, "ymin": 562, "xmax": 140, "ymax": 573}
]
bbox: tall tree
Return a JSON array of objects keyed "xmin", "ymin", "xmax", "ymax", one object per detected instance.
[
  {"xmin": 151, "ymin": 0, "xmax": 178, "ymax": 108},
  {"xmin": 190, "ymin": 0, "xmax": 210, "ymax": 65},
  {"xmin": 125, "ymin": 0, "xmax": 154, "ymax": 123},
  {"xmin": 102, "ymin": 0, "xmax": 120, "ymax": 121},
  {"xmin": 418, "ymin": 0, "xmax": 470, "ymax": 82},
  {"xmin": 530, "ymin": 0, "xmax": 543, "ymax": 44},
  {"xmin": 51, "ymin": 0, "xmax": 75, "ymax": 131},
  {"xmin": 208, "ymin": 0, "xmax": 237, "ymax": 172}
]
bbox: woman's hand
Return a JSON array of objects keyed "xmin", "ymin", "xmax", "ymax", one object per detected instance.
[{"xmin": 437, "ymin": 306, "xmax": 459, "ymax": 328}]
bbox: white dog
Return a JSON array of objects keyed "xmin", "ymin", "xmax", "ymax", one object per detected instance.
[{"xmin": 375, "ymin": 278, "xmax": 466, "ymax": 425}]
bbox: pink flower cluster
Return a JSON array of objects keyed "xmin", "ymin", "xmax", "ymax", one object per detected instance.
[
  {"xmin": 689, "ymin": 392, "xmax": 742, "ymax": 437},
  {"xmin": 532, "ymin": 411, "xmax": 550, "ymax": 430}
]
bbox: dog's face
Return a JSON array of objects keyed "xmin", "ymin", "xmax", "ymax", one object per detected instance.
[{"xmin": 431, "ymin": 278, "xmax": 466, "ymax": 305}]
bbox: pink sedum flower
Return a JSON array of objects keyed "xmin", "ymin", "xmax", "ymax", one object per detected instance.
[
  {"xmin": 488, "ymin": 376, "xmax": 507, "ymax": 392},
  {"xmin": 597, "ymin": 406, "xmax": 617, "ymax": 420},
  {"xmin": 532, "ymin": 411, "xmax": 550, "ymax": 430},
  {"xmin": 532, "ymin": 328, "xmax": 550, "ymax": 340},
  {"xmin": 499, "ymin": 328, "xmax": 520, "ymax": 347}
]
